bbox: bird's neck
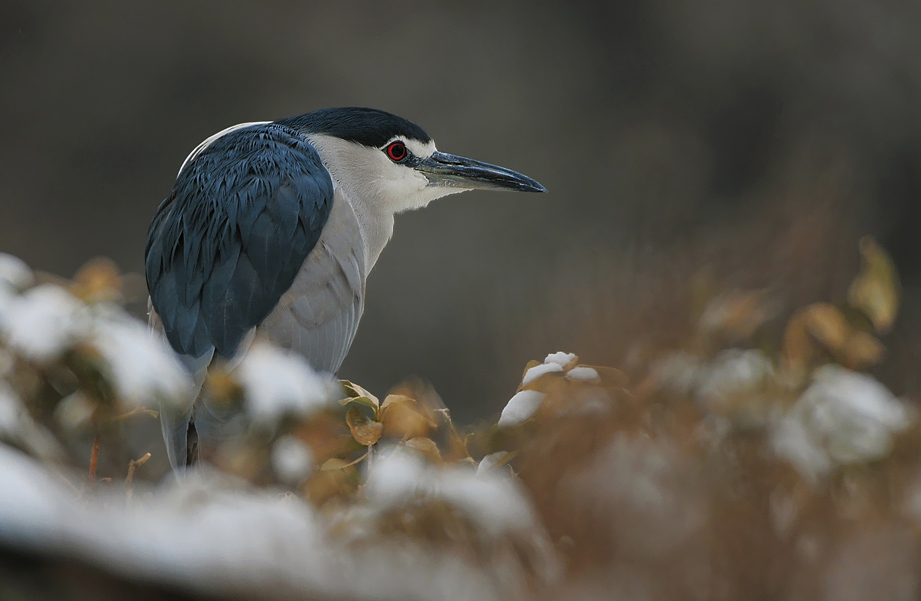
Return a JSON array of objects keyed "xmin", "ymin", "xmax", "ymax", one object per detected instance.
[
  {"xmin": 305, "ymin": 133, "xmax": 399, "ymax": 272},
  {"xmin": 338, "ymin": 186, "xmax": 394, "ymax": 272}
]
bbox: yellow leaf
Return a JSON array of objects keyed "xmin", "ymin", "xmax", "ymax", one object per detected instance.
[
  {"xmin": 339, "ymin": 396, "xmax": 379, "ymax": 411},
  {"xmin": 339, "ymin": 380, "xmax": 380, "ymax": 409},
  {"xmin": 346, "ymin": 405, "xmax": 383, "ymax": 446},
  {"xmin": 848, "ymin": 237, "xmax": 900, "ymax": 334}
]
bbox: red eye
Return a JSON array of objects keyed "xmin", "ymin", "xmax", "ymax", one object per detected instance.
[{"xmin": 385, "ymin": 141, "xmax": 408, "ymax": 162}]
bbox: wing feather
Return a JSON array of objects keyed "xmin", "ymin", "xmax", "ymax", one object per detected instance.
[{"xmin": 145, "ymin": 123, "xmax": 334, "ymax": 359}]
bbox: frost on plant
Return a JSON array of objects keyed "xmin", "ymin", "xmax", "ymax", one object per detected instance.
[
  {"xmin": 772, "ymin": 365, "xmax": 913, "ymax": 482},
  {"xmin": 0, "ymin": 240, "xmax": 919, "ymax": 600},
  {"xmin": 235, "ymin": 343, "xmax": 336, "ymax": 426}
]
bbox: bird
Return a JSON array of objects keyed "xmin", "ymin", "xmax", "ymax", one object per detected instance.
[{"xmin": 145, "ymin": 107, "xmax": 546, "ymax": 469}]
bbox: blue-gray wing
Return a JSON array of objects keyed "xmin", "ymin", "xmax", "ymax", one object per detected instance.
[
  {"xmin": 145, "ymin": 123, "xmax": 334, "ymax": 360},
  {"xmin": 145, "ymin": 123, "xmax": 333, "ymax": 468},
  {"xmin": 258, "ymin": 194, "xmax": 367, "ymax": 374}
]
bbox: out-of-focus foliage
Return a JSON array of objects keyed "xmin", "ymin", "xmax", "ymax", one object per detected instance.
[{"xmin": 0, "ymin": 240, "xmax": 920, "ymax": 600}]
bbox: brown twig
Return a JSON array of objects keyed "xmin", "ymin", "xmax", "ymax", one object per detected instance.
[
  {"xmin": 88, "ymin": 434, "xmax": 100, "ymax": 483},
  {"xmin": 125, "ymin": 452, "xmax": 151, "ymax": 507},
  {"xmin": 114, "ymin": 407, "xmax": 159, "ymax": 421}
]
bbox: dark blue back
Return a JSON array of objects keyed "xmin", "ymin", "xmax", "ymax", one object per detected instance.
[{"xmin": 145, "ymin": 123, "xmax": 334, "ymax": 359}]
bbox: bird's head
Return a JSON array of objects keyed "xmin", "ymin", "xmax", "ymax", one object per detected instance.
[{"xmin": 278, "ymin": 108, "xmax": 545, "ymax": 216}]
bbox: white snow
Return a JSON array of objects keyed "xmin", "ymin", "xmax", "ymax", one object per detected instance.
[
  {"xmin": 565, "ymin": 366, "xmax": 600, "ymax": 382},
  {"xmin": 235, "ymin": 344, "xmax": 335, "ymax": 427},
  {"xmin": 0, "ymin": 284, "xmax": 86, "ymax": 361},
  {"xmin": 544, "ymin": 352, "xmax": 577, "ymax": 368},
  {"xmin": 364, "ymin": 447, "xmax": 426, "ymax": 507},
  {"xmin": 366, "ymin": 448, "xmax": 536, "ymax": 535},
  {"xmin": 771, "ymin": 415, "xmax": 833, "ymax": 483},
  {"xmin": 271, "ymin": 435, "xmax": 314, "ymax": 484},
  {"xmin": 522, "ymin": 362, "xmax": 563, "ymax": 386},
  {"xmin": 772, "ymin": 365, "xmax": 913, "ymax": 482},
  {"xmin": 498, "ymin": 390, "xmax": 547, "ymax": 428},
  {"xmin": 54, "ymin": 392, "xmax": 96, "ymax": 431},
  {"xmin": 0, "ymin": 253, "xmax": 33, "ymax": 289},
  {"xmin": 437, "ymin": 466, "xmax": 535, "ymax": 534},
  {"xmin": 695, "ymin": 349, "xmax": 774, "ymax": 404},
  {"xmin": 477, "ymin": 451, "xmax": 509, "ymax": 476},
  {"xmin": 649, "ymin": 351, "xmax": 703, "ymax": 396},
  {"xmin": 90, "ymin": 313, "xmax": 193, "ymax": 409},
  {"xmin": 0, "ymin": 445, "xmax": 533, "ymax": 601}
]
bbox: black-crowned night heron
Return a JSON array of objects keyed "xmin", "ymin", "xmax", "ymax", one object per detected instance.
[{"xmin": 145, "ymin": 107, "xmax": 545, "ymax": 468}]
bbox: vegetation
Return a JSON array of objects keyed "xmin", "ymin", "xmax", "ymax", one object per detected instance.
[{"xmin": 0, "ymin": 238, "xmax": 916, "ymax": 600}]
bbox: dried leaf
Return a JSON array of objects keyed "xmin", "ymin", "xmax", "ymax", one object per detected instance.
[
  {"xmin": 404, "ymin": 437, "xmax": 442, "ymax": 462},
  {"xmin": 320, "ymin": 454, "xmax": 367, "ymax": 471},
  {"xmin": 781, "ymin": 309, "xmax": 817, "ymax": 376},
  {"xmin": 303, "ymin": 468, "xmax": 357, "ymax": 506},
  {"xmin": 70, "ymin": 257, "xmax": 123, "ymax": 303},
  {"xmin": 381, "ymin": 394, "xmax": 416, "ymax": 413},
  {"xmin": 838, "ymin": 330, "xmax": 886, "ymax": 370},
  {"xmin": 581, "ymin": 365, "xmax": 629, "ymax": 387},
  {"xmin": 804, "ymin": 303, "xmax": 850, "ymax": 351},
  {"xmin": 346, "ymin": 405, "xmax": 383, "ymax": 446},
  {"xmin": 203, "ymin": 370, "xmax": 244, "ymax": 406},
  {"xmin": 783, "ymin": 302, "xmax": 886, "ymax": 374},
  {"xmin": 848, "ymin": 237, "xmax": 900, "ymax": 334},
  {"xmin": 698, "ymin": 290, "xmax": 774, "ymax": 342},
  {"xmin": 381, "ymin": 397, "xmax": 437, "ymax": 440}
]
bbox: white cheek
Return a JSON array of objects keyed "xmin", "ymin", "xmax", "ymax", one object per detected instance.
[{"xmin": 377, "ymin": 163, "xmax": 431, "ymax": 212}]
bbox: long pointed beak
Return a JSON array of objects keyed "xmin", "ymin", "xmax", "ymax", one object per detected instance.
[{"xmin": 417, "ymin": 151, "xmax": 547, "ymax": 193}]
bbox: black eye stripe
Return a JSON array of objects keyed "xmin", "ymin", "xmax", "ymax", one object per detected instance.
[{"xmin": 385, "ymin": 141, "xmax": 408, "ymax": 162}]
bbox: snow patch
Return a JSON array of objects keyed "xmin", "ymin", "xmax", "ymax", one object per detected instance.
[
  {"xmin": 0, "ymin": 254, "xmax": 32, "ymax": 289},
  {"xmin": 235, "ymin": 344, "xmax": 335, "ymax": 427},
  {"xmin": 498, "ymin": 390, "xmax": 546, "ymax": 428},
  {"xmin": 0, "ymin": 285, "xmax": 85, "ymax": 361},
  {"xmin": 522, "ymin": 362, "xmax": 563, "ymax": 386},
  {"xmin": 367, "ymin": 449, "xmax": 535, "ymax": 535},
  {"xmin": 271, "ymin": 436, "xmax": 314, "ymax": 484},
  {"xmin": 544, "ymin": 352, "xmax": 577, "ymax": 368},
  {"xmin": 772, "ymin": 365, "xmax": 913, "ymax": 482},
  {"xmin": 90, "ymin": 314, "xmax": 192, "ymax": 409},
  {"xmin": 566, "ymin": 366, "xmax": 600, "ymax": 382}
]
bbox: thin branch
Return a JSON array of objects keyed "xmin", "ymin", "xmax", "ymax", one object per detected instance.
[
  {"xmin": 88, "ymin": 434, "xmax": 100, "ymax": 483},
  {"xmin": 114, "ymin": 407, "xmax": 159, "ymax": 421},
  {"xmin": 125, "ymin": 452, "xmax": 151, "ymax": 507}
]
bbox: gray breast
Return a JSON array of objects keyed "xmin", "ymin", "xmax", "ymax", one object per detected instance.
[{"xmin": 256, "ymin": 188, "xmax": 367, "ymax": 374}]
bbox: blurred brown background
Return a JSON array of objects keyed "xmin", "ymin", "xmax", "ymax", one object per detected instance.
[{"xmin": 1, "ymin": 0, "xmax": 919, "ymax": 422}]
